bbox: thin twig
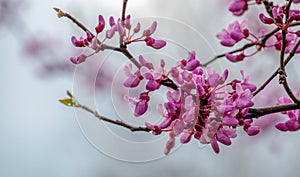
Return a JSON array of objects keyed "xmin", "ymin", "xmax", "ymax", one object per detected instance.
[
  {"xmin": 282, "ymin": 80, "xmax": 300, "ymax": 103},
  {"xmin": 253, "ymin": 39, "xmax": 300, "ymax": 96},
  {"xmin": 53, "ymin": 7, "xmax": 141, "ymax": 69},
  {"xmin": 65, "ymin": 91, "xmax": 151, "ymax": 132},
  {"xmin": 119, "ymin": 0, "xmax": 128, "ymax": 47}
]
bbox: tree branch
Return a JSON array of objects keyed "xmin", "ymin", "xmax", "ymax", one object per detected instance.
[
  {"xmin": 60, "ymin": 91, "xmax": 151, "ymax": 132},
  {"xmin": 253, "ymin": 39, "xmax": 300, "ymax": 96},
  {"xmin": 246, "ymin": 103, "xmax": 300, "ymax": 118}
]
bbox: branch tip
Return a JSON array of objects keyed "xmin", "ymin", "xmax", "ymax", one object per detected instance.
[{"xmin": 53, "ymin": 7, "xmax": 66, "ymax": 18}]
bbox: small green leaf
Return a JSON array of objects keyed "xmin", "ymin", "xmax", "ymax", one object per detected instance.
[
  {"xmin": 53, "ymin": 8, "xmax": 66, "ymax": 18},
  {"xmin": 59, "ymin": 98, "xmax": 76, "ymax": 107}
]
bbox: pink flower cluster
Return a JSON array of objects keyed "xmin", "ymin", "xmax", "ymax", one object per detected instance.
[
  {"xmin": 69, "ymin": 14, "xmax": 166, "ymax": 64},
  {"xmin": 124, "ymin": 52, "xmax": 259, "ymax": 154},
  {"xmin": 274, "ymin": 32, "xmax": 300, "ymax": 53},
  {"xmin": 258, "ymin": 5, "xmax": 300, "ymax": 53},
  {"xmin": 276, "ymin": 94, "xmax": 300, "ymax": 131},
  {"xmin": 216, "ymin": 19, "xmax": 249, "ymax": 47},
  {"xmin": 220, "ymin": 3, "xmax": 300, "ymax": 63},
  {"xmin": 259, "ymin": 6, "xmax": 300, "ymax": 27},
  {"xmin": 229, "ymin": 0, "xmax": 264, "ymax": 16}
]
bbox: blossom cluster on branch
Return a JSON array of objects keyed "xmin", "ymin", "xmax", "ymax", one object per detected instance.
[{"xmin": 58, "ymin": 0, "xmax": 300, "ymax": 155}]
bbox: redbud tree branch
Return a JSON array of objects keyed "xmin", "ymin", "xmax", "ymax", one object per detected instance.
[
  {"xmin": 53, "ymin": 8, "xmax": 142, "ymax": 68},
  {"xmin": 201, "ymin": 27, "xmax": 280, "ymax": 67},
  {"xmin": 54, "ymin": 8, "xmax": 178, "ymax": 90},
  {"xmin": 277, "ymin": 0, "xmax": 300, "ymax": 103},
  {"xmin": 60, "ymin": 91, "xmax": 150, "ymax": 132},
  {"xmin": 253, "ymin": 39, "xmax": 300, "ymax": 96},
  {"xmin": 246, "ymin": 103, "xmax": 300, "ymax": 118},
  {"xmin": 56, "ymin": 1, "xmax": 300, "ymax": 134},
  {"xmin": 119, "ymin": 0, "xmax": 128, "ymax": 47},
  {"xmin": 201, "ymin": 21, "xmax": 300, "ymax": 67}
]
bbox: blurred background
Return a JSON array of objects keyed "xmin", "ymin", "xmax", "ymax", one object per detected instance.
[{"xmin": 1, "ymin": 0, "xmax": 300, "ymax": 176}]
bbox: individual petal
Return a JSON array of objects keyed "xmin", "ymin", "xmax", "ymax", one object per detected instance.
[
  {"xmin": 85, "ymin": 31, "xmax": 93, "ymax": 42},
  {"xmin": 109, "ymin": 16, "xmax": 115, "ymax": 27},
  {"xmin": 164, "ymin": 132, "xmax": 175, "ymax": 155},
  {"xmin": 159, "ymin": 118, "xmax": 172, "ymax": 129},
  {"xmin": 146, "ymin": 79, "xmax": 160, "ymax": 91},
  {"xmin": 219, "ymin": 69, "xmax": 229, "ymax": 84},
  {"xmin": 95, "ymin": 15, "xmax": 105, "ymax": 33},
  {"xmin": 70, "ymin": 54, "xmax": 86, "ymax": 64},
  {"xmin": 230, "ymin": 31, "xmax": 244, "ymax": 41},
  {"xmin": 124, "ymin": 64, "xmax": 133, "ymax": 76},
  {"xmin": 229, "ymin": 0, "xmax": 247, "ymax": 14},
  {"xmin": 106, "ymin": 25, "xmax": 117, "ymax": 39},
  {"xmin": 185, "ymin": 95, "xmax": 194, "ymax": 109},
  {"xmin": 222, "ymin": 116, "xmax": 239, "ymax": 127},
  {"xmin": 285, "ymin": 119, "xmax": 300, "ymax": 131},
  {"xmin": 182, "ymin": 109, "xmax": 196, "ymax": 122},
  {"xmin": 143, "ymin": 21, "xmax": 157, "ymax": 37},
  {"xmin": 149, "ymin": 39, "xmax": 167, "ymax": 49},
  {"xmin": 145, "ymin": 123, "xmax": 162, "ymax": 135},
  {"xmin": 185, "ymin": 59, "xmax": 200, "ymax": 71},
  {"xmin": 139, "ymin": 55, "xmax": 153, "ymax": 69},
  {"xmin": 124, "ymin": 95, "xmax": 139, "ymax": 105},
  {"xmin": 216, "ymin": 131, "xmax": 231, "ymax": 146},
  {"xmin": 259, "ymin": 13, "xmax": 274, "ymax": 24},
  {"xmin": 246, "ymin": 126, "xmax": 260, "ymax": 136},
  {"xmin": 124, "ymin": 15, "xmax": 131, "ymax": 29},
  {"xmin": 275, "ymin": 122, "xmax": 288, "ymax": 131},
  {"xmin": 220, "ymin": 39, "xmax": 237, "ymax": 47},
  {"xmin": 117, "ymin": 19, "xmax": 126, "ymax": 38},
  {"xmin": 71, "ymin": 36, "xmax": 84, "ymax": 47},
  {"xmin": 225, "ymin": 53, "xmax": 245, "ymax": 62},
  {"xmin": 180, "ymin": 131, "xmax": 193, "ymax": 144},
  {"xmin": 90, "ymin": 37, "xmax": 99, "ymax": 50},
  {"xmin": 172, "ymin": 119, "xmax": 184, "ymax": 136},
  {"xmin": 208, "ymin": 72, "xmax": 221, "ymax": 87},
  {"xmin": 236, "ymin": 89, "xmax": 254, "ymax": 109},
  {"xmin": 134, "ymin": 22, "xmax": 141, "ymax": 33},
  {"xmin": 134, "ymin": 100, "xmax": 148, "ymax": 117},
  {"xmin": 210, "ymin": 138, "xmax": 220, "ymax": 154},
  {"xmin": 123, "ymin": 75, "xmax": 141, "ymax": 88}
]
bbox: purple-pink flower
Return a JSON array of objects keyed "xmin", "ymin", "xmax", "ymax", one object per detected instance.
[
  {"xmin": 128, "ymin": 51, "xmax": 258, "ymax": 154},
  {"xmin": 216, "ymin": 20, "xmax": 249, "ymax": 47},
  {"xmin": 275, "ymin": 94, "xmax": 300, "ymax": 132},
  {"xmin": 229, "ymin": 0, "xmax": 248, "ymax": 16}
]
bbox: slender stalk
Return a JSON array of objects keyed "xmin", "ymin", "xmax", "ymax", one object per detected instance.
[
  {"xmin": 253, "ymin": 39, "xmax": 300, "ymax": 96},
  {"xmin": 66, "ymin": 91, "xmax": 150, "ymax": 132}
]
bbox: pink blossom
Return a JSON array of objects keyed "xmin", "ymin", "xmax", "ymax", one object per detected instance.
[
  {"xmin": 70, "ymin": 54, "xmax": 86, "ymax": 64},
  {"xmin": 225, "ymin": 53, "xmax": 245, "ymax": 62},
  {"xmin": 95, "ymin": 15, "xmax": 105, "ymax": 34},
  {"xmin": 259, "ymin": 13, "xmax": 274, "ymax": 24},
  {"xmin": 164, "ymin": 132, "xmax": 175, "ymax": 155},
  {"xmin": 276, "ymin": 95, "xmax": 300, "ymax": 132},
  {"xmin": 216, "ymin": 20, "xmax": 249, "ymax": 47},
  {"xmin": 246, "ymin": 126, "xmax": 260, "ymax": 136},
  {"xmin": 145, "ymin": 37, "xmax": 167, "ymax": 49},
  {"xmin": 143, "ymin": 21, "xmax": 157, "ymax": 37},
  {"xmin": 134, "ymin": 100, "xmax": 148, "ymax": 117},
  {"xmin": 124, "ymin": 51, "xmax": 257, "ymax": 154},
  {"xmin": 123, "ymin": 64, "xmax": 142, "ymax": 88},
  {"xmin": 229, "ymin": 0, "xmax": 248, "ymax": 16}
]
